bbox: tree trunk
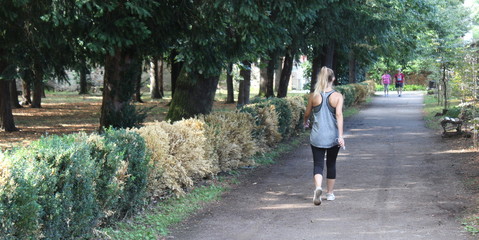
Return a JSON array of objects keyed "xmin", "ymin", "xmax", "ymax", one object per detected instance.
[
  {"xmin": 9, "ymin": 79, "xmax": 21, "ymax": 108},
  {"xmin": 29, "ymin": 61, "xmax": 45, "ymax": 108},
  {"xmin": 259, "ymin": 60, "xmax": 268, "ymax": 97},
  {"xmin": 22, "ymin": 78, "xmax": 32, "ymax": 105},
  {"xmin": 238, "ymin": 78, "xmax": 244, "ymax": 107},
  {"xmin": 79, "ymin": 65, "xmax": 89, "ymax": 94},
  {"xmin": 265, "ymin": 54, "xmax": 276, "ymax": 98},
  {"xmin": 243, "ymin": 62, "xmax": 251, "ymax": 105},
  {"xmin": 0, "ymin": 80, "xmax": 18, "ymax": 132},
  {"xmin": 348, "ymin": 51, "xmax": 356, "ymax": 83},
  {"xmin": 274, "ymin": 57, "xmax": 282, "ymax": 92},
  {"xmin": 42, "ymin": 86, "xmax": 46, "ymax": 98},
  {"xmin": 134, "ymin": 60, "xmax": 144, "ymax": 103},
  {"xmin": 159, "ymin": 60, "xmax": 164, "ymax": 97},
  {"xmin": 0, "ymin": 53, "xmax": 17, "ymax": 131},
  {"xmin": 442, "ymin": 64, "xmax": 448, "ymax": 111},
  {"xmin": 226, "ymin": 63, "xmax": 235, "ymax": 103},
  {"xmin": 149, "ymin": 58, "xmax": 162, "ymax": 99},
  {"xmin": 31, "ymin": 82, "xmax": 43, "ymax": 108},
  {"xmin": 166, "ymin": 69, "xmax": 220, "ymax": 121},
  {"xmin": 310, "ymin": 53, "xmax": 321, "ymax": 93},
  {"xmin": 100, "ymin": 48, "xmax": 141, "ymax": 129},
  {"xmin": 169, "ymin": 50, "xmax": 183, "ymax": 98},
  {"xmin": 277, "ymin": 49, "xmax": 295, "ymax": 98},
  {"xmin": 31, "ymin": 66, "xmax": 43, "ymax": 108},
  {"xmin": 321, "ymin": 42, "xmax": 335, "ymax": 69},
  {"xmin": 238, "ymin": 61, "xmax": 251, "ymax": 107}
]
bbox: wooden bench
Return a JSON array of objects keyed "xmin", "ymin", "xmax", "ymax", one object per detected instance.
[{"xmin": 441, "ymin": 117, "xmax": 462, "ymax": 136}]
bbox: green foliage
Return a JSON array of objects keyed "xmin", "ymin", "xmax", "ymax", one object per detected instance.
[
  {"xmin": 5, "ymin": 134, "xmax": 99, "ymax": 239},
  {"xmin": 240, "ymin": 102, "xmax": 282, "ymax": 150},
  {"xmin": 0, "ymin": 129, "xmax": 148, "ymax": 239},
  {"xmin": 102, "ymin": 102, "xmax": 148, "ymax": 129},
  {"xmin": 335, "ymin": 81, "xmax": 375, "ymax": 108},
  {"xmin": 85, "ymin": 128, "xmax": 148, "ymax": 223},
  {"xmin": 98, "ymin": 128, "xmax": 148, "ymax": 219},
  {"xmin": 446, "ymin": 106, "xmax": 461, "ymax": 118},
  {"xmin": 265, "ymin": 98, "xmax": 293, "ymax": 138},
  {"xmin": 462, "ymin": 216, "xmax": 479, "ymax": 236},
  {"xmin": 285, "ymin": 96, "xmax": 306, "ymax": 134},
  {"xmin": 375, "ymin": 84, "xmax": 427, "ymax": 91},
  {"xmin": 0, "ymin": 153, "xmax": 41, "ymax": 239}
]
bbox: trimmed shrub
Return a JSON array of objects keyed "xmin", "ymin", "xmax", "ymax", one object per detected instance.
[
  {"xmin": 201, "ymin": 112, "xmax": 257, "ymax": 172},
  {"xmin": 94, "ymin": 128, "xmax": 148, "ymax": 220},
  {"xmin": 266, "ymin": 98, "xmax": 293, "ymax": 138},
  {"xmin": 335, "ymin": 81, "xmax": 374, "ymax": 108},
  {"xmin": 240, "ymin": 103, "xmax": 282, "ymax": 150},
  {"xmin": 285, "ymin": 96, "xmax": 306, "ymax": 135},
  {"xmin": 362, "ymin": 80, "xmax": 376, "ymax": 96},
  {"xmin": 6, "ymin": 135, "xmax": 99, "ymax": 239},
  {"xmin": 133, "ymin": 123, "xmax": 173, "ymax": 199},
  {"xmin": 335, "ymin": 85, "xmax": 353, "ymax": 108},
  {"xmin": 172, "ymin": 119, "xmax": 214, "ymax": 180},
  {"xmin": 135, "ymin": 119, "xmax": 213, "ymax": 197},
  {"xmin": 352, "ymin": 83, "xmax": 368, "ymax": 105}
]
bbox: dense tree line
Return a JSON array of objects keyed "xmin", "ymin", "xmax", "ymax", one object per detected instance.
[{"xmin": 0, "ymin": 0, "xmax": 470, "ymax": 131}]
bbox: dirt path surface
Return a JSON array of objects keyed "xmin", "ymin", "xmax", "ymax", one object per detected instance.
[{"xmin": 169, "ymin": 92, "xmax": 473, "ymax": 240}]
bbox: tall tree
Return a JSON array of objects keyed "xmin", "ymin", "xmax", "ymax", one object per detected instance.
[
  {"xmin": 149, "ymin": 58, "xmax": 163, "ymax": 99},
  {"xmin": 237, "ymin": 61, "xmax": 252, "ymax": 107},
  {"xmin": 50, "ymin": 0, "xmax": 176, "ymax": 129},
  {"xmin": 133, "ymin": 61, "xmax": 144, "ymax": 103},
  {"xmin": 0, "ymin": 80, "xmax": 17, "ymax": 132},
  {"xmin": 9, "ymin": 80, "xmax": 21, "ymax": 108},
  {"xmin": 226, "ymin": 63, "xmax": 235, "ymax": 103}
]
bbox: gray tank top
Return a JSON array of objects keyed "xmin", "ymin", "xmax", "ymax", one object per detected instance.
[{"xmin": 310, "ymin": 91, "xmax": 338, "ymax": 148}]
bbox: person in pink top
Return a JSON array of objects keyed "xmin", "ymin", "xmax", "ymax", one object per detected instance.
[
  {"xmin": 394, "ymin": 69, "xmax": 405, "ymax": 97},
  {"xmin": 381, "ymin": 71, "xmax": 391, "ymax": 96}
]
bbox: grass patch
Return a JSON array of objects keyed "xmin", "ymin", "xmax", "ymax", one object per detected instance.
[
  {"xmin": 97, "ymin": 184, "xmax": 226, "ymax": 239},
  {"xmin": 463, "ymin": 215, "xmax": 479, "ymax": 236},
  {"xmin": 375, "ymin": 84, "xmax": 427, "ymax": 91},
  {"xmin": 423, "ymin": 95, "xmax": 445, "ymax": 130},
  {"xmin": 423, "ymin": 95, "xmax": 462, "ymax": 130}
]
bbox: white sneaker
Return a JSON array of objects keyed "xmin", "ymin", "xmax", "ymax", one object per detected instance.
[
  {"xmin": 313, "ymin": 188, "xmax": 322, "ymax": 205},
  {"xmin": 326, "ymin": 193, "xmax": 335, "ymax": 201}
]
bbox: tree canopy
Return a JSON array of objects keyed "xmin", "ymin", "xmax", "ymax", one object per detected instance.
[{"xmin": 0, "ymin": 0, "xmax": 474, "ymax": 129}]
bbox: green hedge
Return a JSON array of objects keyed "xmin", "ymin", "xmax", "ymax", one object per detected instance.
[
  {"xmin": 0, "ymin": 84, "xmax": 373, "ymax": 239},
  {"xmin": 0, "ymin": 130, "xmax": 148, "ymax": 239}
]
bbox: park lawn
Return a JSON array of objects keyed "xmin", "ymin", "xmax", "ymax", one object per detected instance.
[
  {"xmin": 0, "ymin": 90, "xmax": 355, "ymax": 150},
  {"xmin": 0, "ymin": 90, "xmax": 237, "ymax": 149}
]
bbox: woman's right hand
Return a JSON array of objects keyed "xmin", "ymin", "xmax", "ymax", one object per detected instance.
[
  {"xmin": 303, "ymin": 120, "xmax": 310, "ymax": 129},
  {"xmin": 337, "ymin": 137, "xmax": 345, "ymax": 149}
]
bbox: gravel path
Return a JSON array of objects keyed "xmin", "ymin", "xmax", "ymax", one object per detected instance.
[{"xmin": 169, "ymin": 92, "xmax": 473, "ymax": 240}]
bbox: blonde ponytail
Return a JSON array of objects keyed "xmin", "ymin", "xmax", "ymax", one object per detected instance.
[{"xmin": 314, "ymin": 66, "xmax": 335, "ymax": 95}]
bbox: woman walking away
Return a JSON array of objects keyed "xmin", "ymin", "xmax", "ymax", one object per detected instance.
[{"xmin": 303, "ymin": 66, "xmax": 345, "ymax": 206}]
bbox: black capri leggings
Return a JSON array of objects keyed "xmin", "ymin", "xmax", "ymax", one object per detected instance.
[{"xmin": 311, "ymin": 145, "xmax": 340, "ymax": 179}]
